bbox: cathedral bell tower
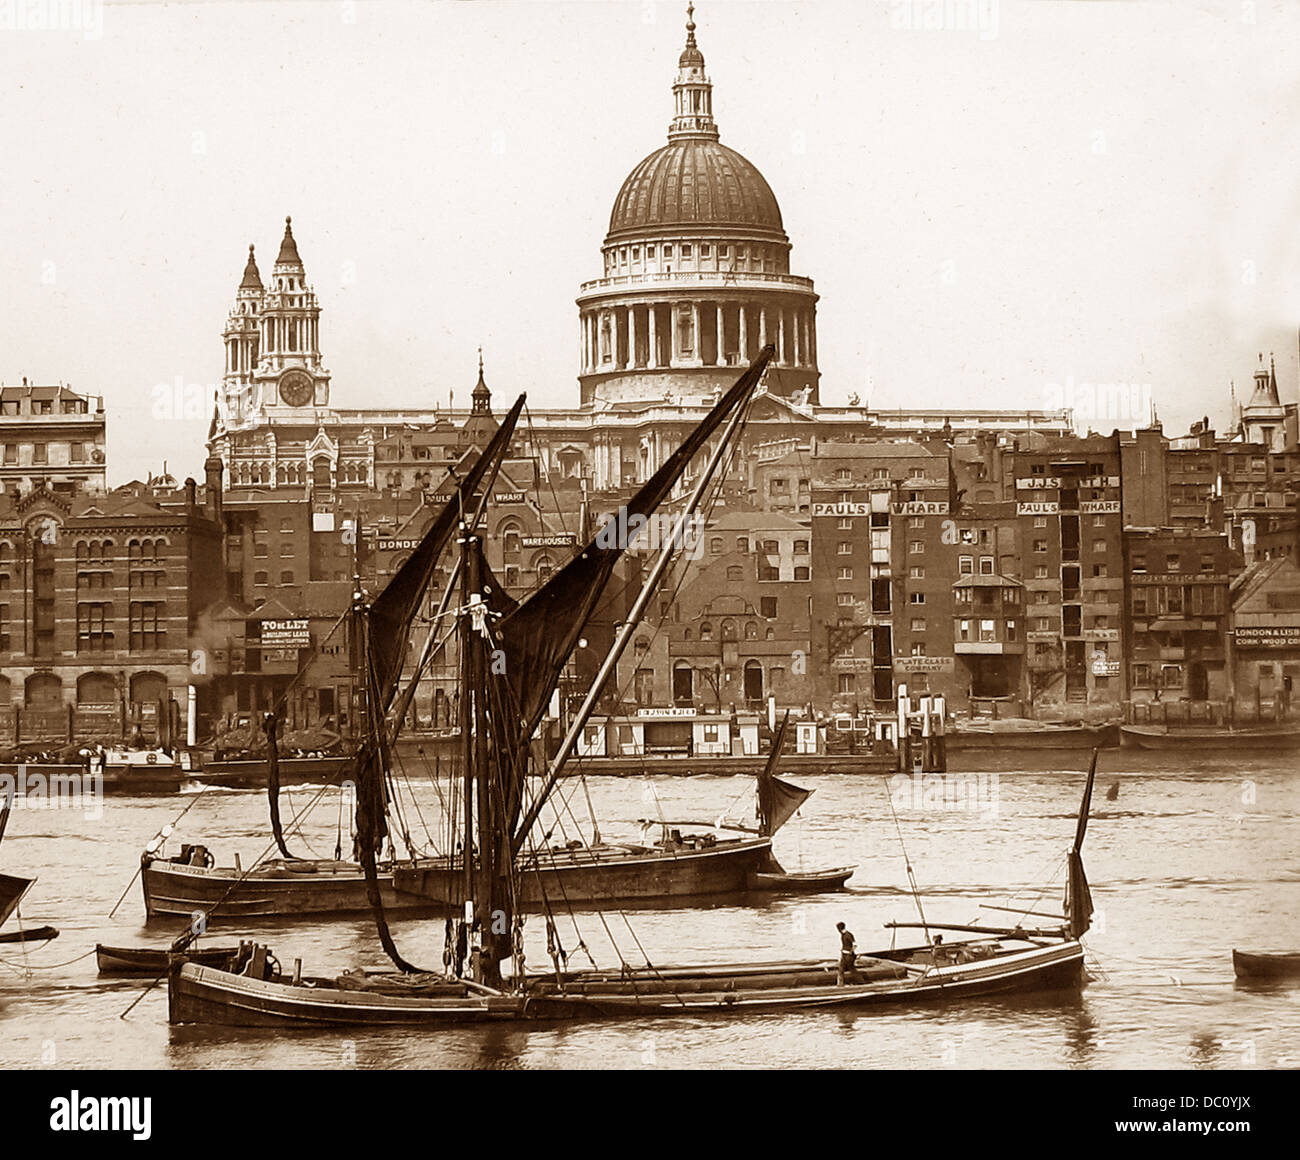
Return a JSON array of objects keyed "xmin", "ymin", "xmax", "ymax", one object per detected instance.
[
  {"xmin": 222, "ymin": 244, "xmax": 263, "ymax": 426},
  {"xmin": 250, "ymin": 217, "xmax": 331, "ymax": 412}
]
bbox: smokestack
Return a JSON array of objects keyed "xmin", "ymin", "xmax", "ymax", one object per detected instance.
[
  {"xmin": 184, "ymin": 477, "xmax": 197, "ymax": 512},
  {"xmin": 204, "ymin": 455, "xmax": 224, "ymax": 523}
]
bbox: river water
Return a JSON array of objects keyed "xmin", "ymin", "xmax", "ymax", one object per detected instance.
[{"xmin": 1, "ymin": 750, "xmax": 1296, "ymax": 1070}]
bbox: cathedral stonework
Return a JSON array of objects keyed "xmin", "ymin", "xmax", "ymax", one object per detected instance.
[{"xmin": 577, "ymin": 8, "xmax": 819, "ymax": 408}]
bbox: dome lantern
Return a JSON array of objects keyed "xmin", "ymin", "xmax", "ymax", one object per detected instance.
[{"xmin": 670, "ymin": 4, "xmax": 717, "ymax": 142}]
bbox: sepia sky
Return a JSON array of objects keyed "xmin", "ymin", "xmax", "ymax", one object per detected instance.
[{"xmin": 2, "ymin": 0, "xmax": 1298, "ymax": 485}]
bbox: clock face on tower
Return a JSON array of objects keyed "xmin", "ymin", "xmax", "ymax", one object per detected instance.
[{"xmin": 278, "ymin": 369, "xmax": 314, "ymax": 407}]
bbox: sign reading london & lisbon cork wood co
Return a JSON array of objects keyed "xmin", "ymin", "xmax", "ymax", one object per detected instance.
[{"xmin": 1234, "ymin": 625, "xmax": 1300, "ymax": 648}]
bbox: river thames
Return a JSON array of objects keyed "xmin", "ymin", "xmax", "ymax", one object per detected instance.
[{"xmin": 1, "ymin": 750, "xmax": 1296, "ymax": 1070}]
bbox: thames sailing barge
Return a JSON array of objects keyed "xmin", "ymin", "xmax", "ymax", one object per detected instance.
[
  {"xmin": 147, "ymin": 367, "xmax": 771, "ymax": 923},
  {"xmin": 169, "ymin": 353, "xmax": 1096, "ymax": 1027}
]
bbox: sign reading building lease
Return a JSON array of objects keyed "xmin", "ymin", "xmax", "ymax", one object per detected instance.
[
  {"xmin": 894, "ymin": 656, "xmax": 955, "ymax": 673},
  {"xmin": 891, "ymin": 501, "xmax": 949, "ymax": 515},
  {"xmin": 259, "ymin": 619, "xmax": 311, "ymax": 648},
  {"xmin": 1234, "ymin": 625, "xmax": 1300, "ymax": 648},
  {"xmin": 522, "ymin": 534, "xmax": 576, "ymax": 549},
  {"xmin": 1080, "ymin": 500, "xmax": 1120, "ymax": 514},
  {"xmin": 813, "ymin": 502, "xmax": 871, "ymax": 517},
  {"xmin": 1017, "ymin": 501, "xmax": 1059, "ymax": 515}
]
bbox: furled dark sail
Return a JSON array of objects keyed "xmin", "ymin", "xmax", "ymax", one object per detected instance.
[
  {"xmin": 497, "ymin": 351, "xmax": 771, "ymax": 845},
  {"xmin": 367, "ymin": 395, "xmax": 524, "ymax": 715},
  {"xmin": 263, "ymin": 711, "xmax": 296, "ymax": 860},
  {"xmin": 1066, "ymin": 749, "xmax": 1099, "ymax": 939}
]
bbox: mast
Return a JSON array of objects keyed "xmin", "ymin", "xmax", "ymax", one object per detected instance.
[{"xmin": 512, "ymin": 352, "xmax": 765, "ymax": 853}]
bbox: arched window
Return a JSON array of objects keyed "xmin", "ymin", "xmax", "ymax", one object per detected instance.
[
  {"xmin": 25, "ymin": 672, "xmax": 62, "ymax": 710},
  {"xmin": 254, "ymin": 571, "xmax": 269, "ymax": 586},
  {"xmin": 700, "ymin": 622, "xmax": 712, "ymax": 641},
  {"xmin": 500, "ymin": 520, "xmax": 523, "ymax": 555},
  {"xmin": 279, "ymin": 570, "xmax": 295, "ymax": 585},
  {"xmin": 535, "ymin": 554, "xmax": 554, "ymax": 582},
  {"xmin": 77, "ymin": 672, "xmax": 116, "ymax": 704},
  {"xmin": 726, "ymin": 565, "xmax": 743, "ymax": 581},
  {"xmin": 744, "ymin": 621, "xmax": 758, "ymax": 640},
  {"xmin": 129, "ymin": 671, "xmax": 166, "ymax": 705},
  {"xmin": 721, "ymin": 618, "xmax": 738, "ymax": 641},
  {"xmin": 743, "ymin": 660, "xmax": 763, "ymax": 704},
  {"xmin": 710, "ymin": 537, "xmax": 723, "ymax": 555}
]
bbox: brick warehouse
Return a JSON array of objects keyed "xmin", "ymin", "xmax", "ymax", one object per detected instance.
[{"xmin": 0, "ymin": 479, "xmax": 223, "ymax": 742}]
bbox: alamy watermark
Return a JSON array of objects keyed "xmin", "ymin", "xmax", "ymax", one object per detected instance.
[
  {"xmin": 889, "ymin": 770, "xmax": 999, "ymax": 819},
  {"xmin": 1, "ymin": 767, "xmax": 103, "ymax": 820},
  {"xmin": 889, "ymin": 0, "xmax": 999, "ymax": 41},
  {"xmin": 1044, "ymin": 376, "xmax": 1154, "ymax": 431},
  {"xmin": 595, "ymin": 508, "xmax": 705, "ymax": 560},
  {"xmin": 0, "ymin": 0, "xmax": 104, "ymax": 39}
]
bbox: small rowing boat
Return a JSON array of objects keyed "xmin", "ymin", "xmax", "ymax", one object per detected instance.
[
  {"xmin": 96, "ymin": 942, "xmax": 241, "ymax": 975},
  {"xmin": 1232, "ymin": 949, "xmax": 1300, "ymax": 979},
  {"xmin": 747, "ymin": 867, "xmax": 855, "ymax": 893}
]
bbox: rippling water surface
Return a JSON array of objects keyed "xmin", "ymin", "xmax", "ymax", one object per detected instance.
[{"xmin": 1, "ymin": 750, "xmax": 1296, "ymax": 1069}]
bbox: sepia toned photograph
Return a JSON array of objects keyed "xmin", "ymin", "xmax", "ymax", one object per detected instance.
[{"xmin": 0, "ymin": 0, "xmax": 1295, "ymax": 1110}]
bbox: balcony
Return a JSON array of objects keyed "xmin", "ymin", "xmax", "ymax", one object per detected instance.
[{"xmin": 579, "ymin": 270, "xmax": 817, "ymax": 296}]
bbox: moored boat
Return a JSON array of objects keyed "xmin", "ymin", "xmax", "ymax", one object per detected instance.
[
  {"xmin": 1232, "ymin": 949, "xmax": 1300, "ymax": 979},
  {"xmin": 96, "ymin": 942, "xmax": 241, "ymax": 974},
  {"xmin": 169, "ymin": 935, "xmax": 1085, "ymax": 1027},
  {"xmin": 140, "ymin": 850, "xmax": 433, "ymax": 921},
  {"xmin": 1120, "ymin": 723, "xmax": 1300, "ymax": 752},
  {"xmin": 747, "ymin": 867, "xmax": 855, "ymax": 893},
  {"xmin": 947, "ymin": 722, "xmax": 1119, "ymax": 751},
  {"xmin": 188, "ymin": 752, "xmax": 355, "ymax": 789}
]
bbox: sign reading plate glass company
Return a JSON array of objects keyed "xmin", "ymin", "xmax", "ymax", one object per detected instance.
[
  {"xmin": 260, "ymin": 619, "xmax": 311, "ymax": 648},
  {"xmin": 522, "ymin": 534, "xmax": 576, "ymax": 549},
  {"xmin": 894, "ymin": 656, "xmax": 955, "ymax": 673},
  {"xmin": 1017, "ymin": 501, "xmax": 1059, "ymax": 515},
  {"xmin": 1235, "ymin": 626, "xmax": 1300, "ymax": 648}
]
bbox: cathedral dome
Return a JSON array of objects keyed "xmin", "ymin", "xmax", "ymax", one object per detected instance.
[{"xmin": 607, "ymin": 139, "xmax": 786, "ymax": 244}]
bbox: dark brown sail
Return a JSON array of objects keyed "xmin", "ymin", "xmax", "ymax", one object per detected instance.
[
  {"xmin": 368, "ymin": 395, "xmax": 525, "ymax": 715},
  {"xmin": 757, "ymin": 713, "xmax": 812, "ymax": 837},
  {"xmin": 1066, "ymin": 749, "xmax": 1099, "ymax": 938},
  {"xmin": 498, "ymin": 349, "xmax": 772, "ymax": 846}
]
